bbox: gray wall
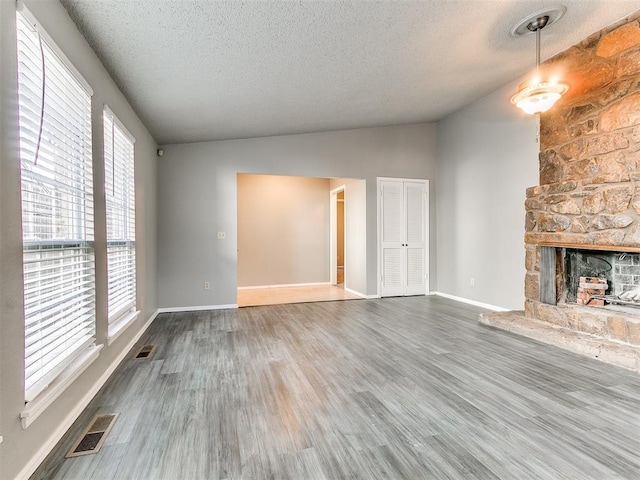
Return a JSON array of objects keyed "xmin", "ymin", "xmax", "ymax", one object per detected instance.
[
  {"xmin": 237, "ymin": 174, "xmax": 330, "ymax": 287},
  {"xmin": 436, "ymin": 80, "xmax": 538, "ymax": 310},
  {"xmin": 157, "ymin": 123, "xmax": 437, "ymax": 307},
  {"xmin": 0, "ymin": 1, "xmax": 158, "ymax": 478}
]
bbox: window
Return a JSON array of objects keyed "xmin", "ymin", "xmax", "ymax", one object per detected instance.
[
  {"xmin": 103, "ymin": 107, "xmax": 136, "ymax": 332},
  {"xmin": 16, "ymin": 10, "xmax": 96, "ymax": 402}
]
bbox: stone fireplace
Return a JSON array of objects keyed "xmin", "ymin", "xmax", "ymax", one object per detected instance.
[{"xmin": 522, "ymin": 12, "xmax": 640, "ymax": 352}]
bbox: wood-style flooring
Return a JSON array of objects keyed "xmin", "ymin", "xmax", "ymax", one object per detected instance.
[
  {"xmin": 237, "ymin": 283, "xmax": 360, "ymax": 307},
  {"xmin": 32, "ymin": 296, "xmax": 640, "ymax": 479}
]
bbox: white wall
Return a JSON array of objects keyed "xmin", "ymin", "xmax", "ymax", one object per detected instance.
[
  {"xmin": 331, "ymin": 177, "xmax": 368, "ymax": 294},
  {"xmin": 237, "ymin": 174, "xmax": 330, "ymax": 287},
  {"xmin": 157, "ymin": 123, "xmax": 437, "ymax": 308},
  {"xmin": 0, "ymin": 2, "xmax": 158, "ymax": 478},
  {"xmin": 436, "ymin": 80, "xmax": 538, "ymax": 310}
]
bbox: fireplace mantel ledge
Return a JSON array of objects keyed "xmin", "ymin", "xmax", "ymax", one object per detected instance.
[
  {"xmin": 524, "ymin": 232, "xmax": 640, "ymax": 252},
  {"xmin": 536, "ymin": 242, "xmax": 640, "ymax": 253}
]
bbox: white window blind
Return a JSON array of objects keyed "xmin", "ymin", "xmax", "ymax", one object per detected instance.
[
  {"xmin": 16, "ymin": 10, "xmax": 96, "ymax": 402},
  {"xmin": 103, "ymin": 107, "xmax": 136, "ymax": 328}
]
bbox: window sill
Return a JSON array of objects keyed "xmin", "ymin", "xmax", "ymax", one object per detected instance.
[
  {"xmin": 107, "ymin": 310, "xmax": 140, "ymax": 346},
  {"xmin": 20, "ymin": 343, "xmax": 103, "ymax": 429}
]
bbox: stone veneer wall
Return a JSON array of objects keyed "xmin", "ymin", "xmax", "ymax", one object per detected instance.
[{"xmin": 524, "ymin": 12, "xmax": 640, "ymax": 346}]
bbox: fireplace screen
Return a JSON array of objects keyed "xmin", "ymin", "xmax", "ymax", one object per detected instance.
[{"xmin": 565, "ymin": 249, "xmax": 640, "ymax": 307}]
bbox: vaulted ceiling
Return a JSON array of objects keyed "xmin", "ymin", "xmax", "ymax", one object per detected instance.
[{"xmin": 60, "ymin": 0, "xmax": 640, "ymax": 144}]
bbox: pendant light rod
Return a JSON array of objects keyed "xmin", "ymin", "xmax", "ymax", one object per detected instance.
[
  {"xmin": 536, "ymin": 26, "xmax": 540, "ymax": 71},
  {"xmin": 526, "ymin": 15, "xmax": 549, "ymax": 74}
]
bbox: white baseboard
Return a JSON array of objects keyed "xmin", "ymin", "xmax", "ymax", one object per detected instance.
[
  {"xmin": 344, "ymin": 287, "xmax": 377, "ymax": 299},
  {"xmin": 17, "ymin": 309, "xmax": 160, "ymax": 480},
  {"xmin": 430, "ymin": 292, "xmax": 508, "ymax": 312},
  {"xmin": 156, "ymin": 304, "xmax": 238, "ymax": 313},
  {"xmin": 238, "ymin": 282, "xmax": 330, "ymax": 290}
]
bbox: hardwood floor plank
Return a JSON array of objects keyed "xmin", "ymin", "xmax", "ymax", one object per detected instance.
[{"xmin": 31, "ymin": 296, "xmax": 640, "ymax": 480}]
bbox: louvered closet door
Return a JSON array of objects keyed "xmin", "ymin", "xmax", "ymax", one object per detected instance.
[
  {"xmin": 380, "ymin": 180, "xmax": 405, "ymax": 297},
  {"xmin": 379, "ymin": 179, "xmax": 428, "ymax": 297},
  {"xmin": 404, "ymin": 181, "xmax": 427, "ymax": 295}
]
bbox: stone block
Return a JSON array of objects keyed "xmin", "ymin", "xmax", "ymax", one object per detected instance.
[
  {"xmin": 570, "ymin": 119, "xmax": 598, "ymax": 138},
  {"xmin": 608, "ymin": 316, "xmax": 628, "ymax": 341},
  {"xmin": 525, "ymin": 272, "xmax": 540, "ymax": 300},
  {"xmin": 600, "ymin": 92, "xmax": 640, "ymax": 132},
  {"xmin": 585, "ymin": 133, "xmax": 629, "ymax": 156},
  {"xmin": 526, "ymin": 185, "xmax": 545, "ymax": 197},
  {"xmin": 603, "ymin": 186, "xmax": 632, "ymax": 213},
  {"xmin": 591, "ymin": 214, "xmax": 633, "ymax": 230},
  {"xmin": 545, "ymin": 194, "xmax": 569, "ymax": 204},
  {"xmin": 582, "ymin": 191, "xmax": 605, "ymax": 214},
  {"xmin": 623, "ymin": 223, "xmax": 640, "ymax": 246},
  {"xmin": 589, "ymin": 230, "xmax": 627, "ymax": 245},
  {"xmin": 618, "ymin": 47, "xmax": 640, "ymax": 77},
  {"xmin": 551, "ymin": 200, "xmax": 581, "ymax": 215},
  {"xmin": 540, "ymin": 120, "xmax": 570, "ymax": 152},
  {"xmin": 525, "ymin": 245, "xmax": 539, "ymax": 271},
  {"xmin": 566, "ymin": 158, "xmax": 597, "ymax": 181},
  {"xmin": 537, "ymin": 213, "xmax": 571, "ymax": 232},
  {"xmin": 631, "ymin": 186, "xmax": 640, "ymax": 214},
  {"xmin": 596, "ymin": 22, "xmax": 640, "ymax": 57},
  {"xmin": 584, "ymin": 174, "xmax": 629, "ymax": 184},
  {"xmin": 525, "ymin": 211, "xmax": 536, "ymax": 232},
  {"xmin": 559, "ymin": 140, "xmax": 584, "ymax": 161},
  {"xmin": 564, "ymin": 61, "xmax": 615, "ymax": 98},
  {"xmin": 576, "ymin": 313, "xmax": 607, "ymax": 335},
  {"xmin": 525, "ymin": 198, "xmax": 544, "ymax": 210},
  {"xmin": 540, "ymin": 150, "xmax": 565, "ymax": 185},
  {"xmin": 537, "ymin": 304, "xmax": 569, "ymax": 327},
  {"xmin": 597, "ymin": 79, "xmax": 633, "ymax": 107},
  {"xmin": 570, "ymin": 217, "xmax": 589, "ymax": 233},
  {"xmin": 565, "ymin": 103, "xmax": 599, "ymax": 125},
  {"xmin": 627, "ymin": 320, "xmax": 640, "ymax": 346},
  {"xmin": 524, "ymin": 299, "xmax": 536, "ymax": 318},
  {"xmin": 546, "ymin": 181, "xmax": 578, "ymax": 194}
]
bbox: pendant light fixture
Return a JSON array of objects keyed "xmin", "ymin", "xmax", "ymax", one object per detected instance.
[{"xmin": 510, "ymin": 7, "xmax": 569, "ymax": 115}]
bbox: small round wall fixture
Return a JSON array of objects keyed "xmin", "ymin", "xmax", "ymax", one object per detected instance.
[{"xmin": 510, "ymin": 6, "xmax": 569, "ymax": 114}]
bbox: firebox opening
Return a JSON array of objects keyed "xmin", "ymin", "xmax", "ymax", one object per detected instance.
[{"xmin": 564, "ymin": 248, "xmax": 640, "ymax": 308}]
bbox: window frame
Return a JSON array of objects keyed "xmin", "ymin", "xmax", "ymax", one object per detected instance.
[
  {"xmin": 16, "ymin": 3, "xmax": 101, "ymax": 426},
  {"xmin": 103, "ymin": 106, "xmax": 138, "ymax": 341}
]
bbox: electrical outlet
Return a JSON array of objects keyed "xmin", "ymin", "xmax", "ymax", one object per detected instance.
[
  {"xmin": 470, "ymin": 278, "xmax": 475, "ymax": 287},
  {"xmin": 204, "ymin": 281, "xmax": 210, "ymax": 290},
  {"xmin": 217, "ymin": 232, "xmax": 225, "ymax": 240}
]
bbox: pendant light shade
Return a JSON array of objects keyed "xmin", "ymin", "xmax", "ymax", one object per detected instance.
[
  {"xmin": 510, "ymin": 8, "xmax": 568, "ymax": 114},
  {"xmin": 511, "ymin": 80, "xmax": 568, "ymax": 114}
]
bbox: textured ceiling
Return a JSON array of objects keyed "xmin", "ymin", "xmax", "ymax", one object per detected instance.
[{"xmin": 60, "ymin": 0, "xmax": 640, "ymax": 145}]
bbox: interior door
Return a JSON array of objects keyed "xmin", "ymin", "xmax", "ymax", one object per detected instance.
[
  {"xmin": 404, "ymin": 181, "xmax": 427, "ymax": 295},
  {"xmin": 379, "ymin": 179, "xmax": 428, "ymax": 297},
  {"xmin": 380, "ymin": 180, "xmax": 405, "ymax": 297}
]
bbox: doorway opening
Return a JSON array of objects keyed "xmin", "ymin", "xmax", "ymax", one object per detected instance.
[
  {"xmin": 330, "ymin": 186, "xmax": 345, "ymax": 289},
  {"xmin": 237, "ymin": 174, "xmax": 364, "ymax": 307}
]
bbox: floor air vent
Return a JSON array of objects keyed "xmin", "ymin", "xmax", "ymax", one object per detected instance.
[
  {"xmin": 66, "ymin": 413, "xmax": 119, "ymax": 458},
  {"xmin": 134, "ymin": 343, "xmax": 156, "ymax": 359}
]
